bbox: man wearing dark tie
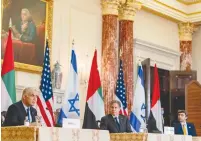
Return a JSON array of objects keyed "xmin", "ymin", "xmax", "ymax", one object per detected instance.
[
  {"xmin": 100, "ymin": 100, "xmax": 132, "ymax": 133},
  {"xmin": 174, "ymin": 110, "xmax": 197, "ymax": 136},
  {"xmin": 4, "ymin": 87, "xmax": 38, "ymax": 126}
]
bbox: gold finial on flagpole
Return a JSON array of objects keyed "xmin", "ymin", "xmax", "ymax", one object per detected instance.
[
  {"xmin": 120, "ymin": 49, "xmax": 123, "ymax": 57},
  {"xmin": 153, "ymin": 59, "xmax": 156, "ymax": 65},
  {"xmin": 46, "ymin": 30, "xmax": 49, "ymax": 41},
  {"xmin": 72, "ymin": 39, "xmax": 75, "ymax": 46},
  {"xmin": 9, "ymin": 18, "xmax": 12, "ymax": 28}
]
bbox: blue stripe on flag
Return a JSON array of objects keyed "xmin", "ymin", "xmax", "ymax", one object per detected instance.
[
  {"xmin": 138, "ymin": 66, "xmax": 144, "ymax": 87},
  {"xmin": 71, "ymin": 50, "xmax": 77, "ymax": 73},
  {"xmin": 130, "ymin": 112, "xmax": 141, "ymax": 132},
  {"xmin": 57, "ymin": 108, "xmax": 67, "ymax": 125},
  {"xmin": 57, "ymin": 48, "xmax": 80, "ymax": 126}
]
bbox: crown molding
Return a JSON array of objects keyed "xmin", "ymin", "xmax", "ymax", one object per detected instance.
[
  {"xmin": 177, "ymin": 0, "xmax": 201, "ymax": 5},
  {"xmin": 138, "ymin": 0, "xmax": 201, "ymax": 23}
]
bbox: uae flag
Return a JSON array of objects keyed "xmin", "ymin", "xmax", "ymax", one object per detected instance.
[
  {"xmin": 1, "ymin": 29, "xmax": 16, "ymax": 112},
  {"xmin": 148, "ymin": 64, "xmax": 163, "ymax": 133},
  {"xmin": 82, "ymin": 50, "xmax": 105, "ymax": 129}
]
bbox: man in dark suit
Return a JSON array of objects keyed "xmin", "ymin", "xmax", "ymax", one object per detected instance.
[
  {"xmin": 100, "ymin": 100, "xmax": 132, "ymax": 133},
  {"xmin": 4, "ymin": 87, "xmax": 38, "ymax": 126},
  {"xmin": 174, "ymin": 110, "xmax": 197, "ymax": 136}
]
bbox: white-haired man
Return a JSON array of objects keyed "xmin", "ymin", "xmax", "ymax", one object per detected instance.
[
  {"xmin": 4, "ymin": 87, "xmax": 38, "ymax": 126},
  {"xmin": 12, "ymin": 8, "xmax": 36, "ymax": 43}
]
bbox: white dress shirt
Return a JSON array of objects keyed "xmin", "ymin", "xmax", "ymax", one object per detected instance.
[{"xmin": 22, "ymin": 102, "xmax": 32, "ymax": 122}]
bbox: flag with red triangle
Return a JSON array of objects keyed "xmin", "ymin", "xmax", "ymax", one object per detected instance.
[
  {"xmin": 1, "ymin": 29, "xmax": 16, "ymax": 112},
  {"xmin": 148, "ymin": 64, "xmax": 163, "ymax": 133},
  {"xmin": 82, "ymin": 50, "xmax": 105, "ymax": 129}
]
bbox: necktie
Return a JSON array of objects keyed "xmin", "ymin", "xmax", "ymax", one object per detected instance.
[
  {"xmin": 27, "ymin": 108, "xmax": 30, "ymax": 122},
  {"xmin": 182, "ymin": 124, "xmax": 187, "ymax": 135},
  {"xmin": 114, "ymin": 117, "xmax": 120, "ymax": 130}
]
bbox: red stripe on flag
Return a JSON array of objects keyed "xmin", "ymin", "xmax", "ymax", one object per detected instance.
[
  {"xmin": 2, "ymin": 30, "xmax": 14, "ymax": 76},
  {"xmin": 86, "ymin": 50, "xmax": 101, "ymax": 101},
  {"xmin": 123, "ymin": 109, "xmax": 128, "ymax": 116},
  {"xmin": 46, "ymin": 100, "xmax": 55, "ymax": 125},
  {"xmin": 151, "ymin": 64, "xmax": 160, "ymax": 108},
  {"xmin": 37, "ymin": 96, "xmax": 51, "ymax": 126}
]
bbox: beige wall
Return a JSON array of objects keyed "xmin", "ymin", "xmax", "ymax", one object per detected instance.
[
  {"xmin": 14, "ymin": 0, "xmax": 182, "ymax": 119},
  {"xmin": 134, "ymin": 10, "xmax": 180, "ymax": 51},
  {"xmin": 192, "ymin": 27, "xmax": 201, "ymax": 83}
]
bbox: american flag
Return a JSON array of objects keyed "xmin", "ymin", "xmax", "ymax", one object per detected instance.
[
  {"xmin": 115, "ymin": 60, "xmax": 128, "ymax": 116},
  {"xmin": 37, "ymin": 41, "xmax": 55, "ymax": 126}
]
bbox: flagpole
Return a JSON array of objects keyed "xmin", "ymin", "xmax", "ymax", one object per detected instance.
[
  {"xmin": 72, "ymin": 39, "xmax": 75, "ymax": 48},
  {"xmin": 58, "ymin": 17, "xmax": 63, "ymax": 64},
  {"xmin": 9, "ymin": 18, "xmax": 12, "ymax": 28}
]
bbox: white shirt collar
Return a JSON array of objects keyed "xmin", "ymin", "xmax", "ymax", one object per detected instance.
[
  {"xmin": 112, "ymin": 115, "xmax": 119, "ymax": 118},
  {"xmin": 22, "ymin": 101, "xmax": 29, "ymax": 111}
]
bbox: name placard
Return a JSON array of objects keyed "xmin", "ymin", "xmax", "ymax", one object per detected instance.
[
  {"xmin": 164, "ymin": 126, "xmax": 175, "ymax": 135},
  {"xmin": 62, "ymin": 118, "xmax": 80, "ymax": 129}
]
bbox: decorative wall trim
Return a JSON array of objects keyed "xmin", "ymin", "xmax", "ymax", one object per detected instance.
[
  {"xmin": 138, "ymin": 0, "xmax": 201, "ymax": 23},
  {"xmin": 177, "ymin": 0, "xmax": 201, "ymax": 5},
  {"xmin": 134, "ymin": 38, "xmax": 181, "ymax": 70}
]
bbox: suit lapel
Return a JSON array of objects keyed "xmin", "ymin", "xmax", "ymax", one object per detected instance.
[
  {"xmin": 186, "ymin": 123, "xmax": 191, "ymax": 135},
  {"xmin": 19, "ymin": 101, "xmax": 27, "ymax": 117},
  {"xmin": 30, "ymin": 107, "xmax": 36, "ymax": 122},
  {"xmin": 179, "ymin": 123, "xmax": 184, "ymax": 134},
  {"xmin": 109, "ymin": 114, "xmax": 120, "ymax": 132},
  {"xmin": 119, "ymin": 115, "xmax": 124, "ymax": 132}
]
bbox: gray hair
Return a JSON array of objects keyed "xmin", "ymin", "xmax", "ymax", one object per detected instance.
[
  {"xmin": 22, "ymin": 87, "xmax": 38, "ymax": 98},
  {"xmin": 21, "ymin": 8, "xmax": 31, "ymax": 19},
  {"xmin": 110, "ymin": 100, "xmax": 121, "ymax": 108}
]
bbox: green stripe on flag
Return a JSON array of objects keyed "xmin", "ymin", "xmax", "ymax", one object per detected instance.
[
  {"xmin": 2, "ymin": 70, "xmax": 16, "ymax": 103},
  {"xmin": 97, "ymin": 87, "xmax": 103, "ymax": 101}
]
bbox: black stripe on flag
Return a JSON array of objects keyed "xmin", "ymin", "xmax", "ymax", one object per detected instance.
[{"xmin": 82, "ymin": 103, "xmax": 99, "ymax": 129}]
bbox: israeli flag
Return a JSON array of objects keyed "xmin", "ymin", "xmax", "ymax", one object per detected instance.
[
  {"xmin": 57, "ymin": 49, "xmax": 80, "ymax": 125},
  {"xmin": 130, "ymin": 63, "xmax": 146, "ymax": 132}
]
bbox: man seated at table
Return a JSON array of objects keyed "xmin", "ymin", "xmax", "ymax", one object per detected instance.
[
  {"xmin": 174, "ymin": 110, "xmax": 197, "ymax": 136},
  {"xmin": 100, "ymin": 100, "xmax": 132, "ymax": 133},
  {"xmin": 4, "ymin": 87, "xmax": 38, "ymax": 126}
]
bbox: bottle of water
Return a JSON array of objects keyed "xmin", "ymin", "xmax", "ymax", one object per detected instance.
[{"xmin": 24, "ymin": 116, "xmax": 30, "ymax": 126}]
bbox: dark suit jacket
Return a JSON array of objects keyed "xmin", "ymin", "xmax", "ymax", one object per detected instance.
[
  {"xmin": 4, "ymin": 101, "xmax": 37, "ymax": 126},
  {"xmin": 100, "ymin": 114, "xmax": 132, "ymax": 133},
  {"xmin": 174, "ymin": 122, "xmax": 197, "ymax": 136}
]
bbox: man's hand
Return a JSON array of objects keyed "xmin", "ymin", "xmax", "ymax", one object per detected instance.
[{"xmin": 21, "ymin": 23, "xmax": 28, "ymax": 32}]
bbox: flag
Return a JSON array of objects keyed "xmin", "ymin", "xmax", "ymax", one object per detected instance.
[
  {"xmin": 1, "ymin": 29, "xmax": 16, "ymax": 112},
  {"xmin": 82, "ymin": 50, "xmax": 105, "ymax": 129},
  {"xmin": 37, "ymin": 41, "xmax": 55, "ymax": 127},
  {"xmin": 115, "ymin": 60, "xmax": 128, "ymax": 116},
  {"xmin": 130, "ymin": 63, "xmax": 146, "ymax": 132},
  {"xmin": 148, "ymin": 64, "xmax": 163, "ymax": 133},
  {"xmin": 57, "ymin": 48, "xmax": 80, "ymax": 125}
]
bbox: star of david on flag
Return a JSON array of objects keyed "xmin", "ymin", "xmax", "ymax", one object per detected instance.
[
  {"xmin": 130, "ymin": 63, "xmax": 146, "ymax": 132},
  {"xmin": 68, "ymin": 93, "xmax": 80, "ymax": 116},
  {"xmin": 57, "ymin": 48, "xmax": 80, "ymax": 125}
]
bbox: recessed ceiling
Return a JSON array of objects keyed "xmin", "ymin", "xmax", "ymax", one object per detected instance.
[{"xmin": 177, "ymin": 0, "xmax": 201, "ymax": 5}]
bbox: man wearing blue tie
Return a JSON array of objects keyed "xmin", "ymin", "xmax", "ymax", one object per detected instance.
[
  {"xmin": 100, "ymin": 100, "xmax": 132, "ymax": 133},
  {"xmin": 4, "ymin": 87, "xmax": 38, "ymax": 126},
  {"xmin": 174, "ymin": 110, "xmax": 197, "ymax": 136}
]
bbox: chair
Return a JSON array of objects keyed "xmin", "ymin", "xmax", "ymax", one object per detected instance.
[{"xmin": 1, "ymin": 111, "xmax": 7, "ymax": 126}]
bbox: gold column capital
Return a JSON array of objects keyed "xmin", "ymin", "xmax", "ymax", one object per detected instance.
[
  {"xmin": 119, "ymin": 1, "xmax": 142, "ymax": 21},
  {"xmin": 101, "ymin": 0, "xmax": 119, "ymax": 16},
  {"xmin": 178, "ymin": 22, "xmax": 196, "ymax": 41}
]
